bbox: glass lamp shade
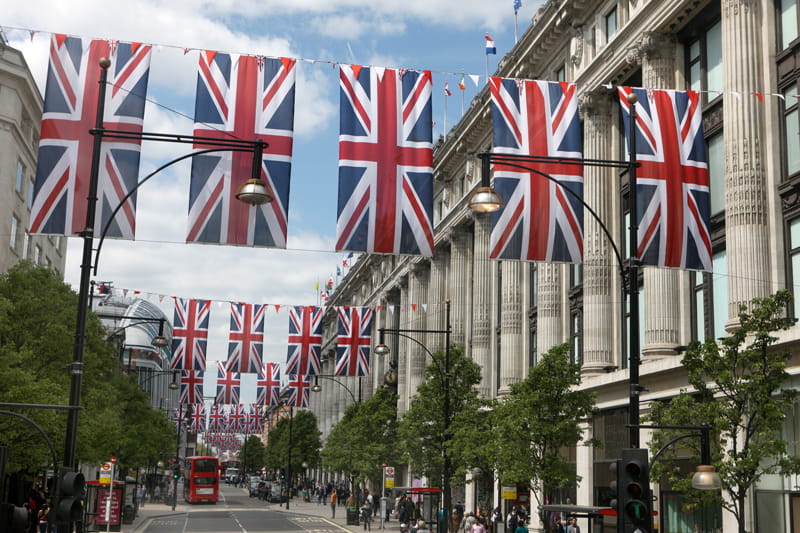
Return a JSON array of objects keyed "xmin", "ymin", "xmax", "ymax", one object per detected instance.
[
  {"xmin": 691, "ymin": 465, "xmax": 722, "ymax": 491},
  {"xmin": 374, "ymin": 343, "xmax": 391, "ymax": 356},
  {"xmin": 235, "ymin": 178, "xmax": 274, "ymax": 205},
  {"xmin": 151, "ymin": 335, "xmax": 169, "ymax": 348},
  {"xmin": 468, "ymin": 186, "xmax": 503, "ymax": 213}
]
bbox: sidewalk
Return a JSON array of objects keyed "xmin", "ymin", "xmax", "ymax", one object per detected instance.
[{"xmin": 121, "ymin": 487, "xmax": 403, "ymax": 533}]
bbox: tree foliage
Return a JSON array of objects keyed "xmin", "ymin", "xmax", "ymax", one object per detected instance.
[
  {"xmin": 490, "ymin": 344, "xmax": 596, "ymax": 533},
  {"xmin": 239, "ymin": 434, "xmax": 266, "ymax": 474},
  {"xmin": 264, "ymin": 409, "xmax": 321, "ymax": 479},
  {"xmin": 397, "ymin": 345, "xmax": 483, "ymax": 486},
  {"xmin": 321, "ymin": 386, "xmax": 399, "ymax": 486},
  {"xmin": 648, "ymin": 291, "xmax": 800, "ymax": 533},
  {"xmin": 0, "ymin": 262, "xmax": 174, "ymax": 476}
]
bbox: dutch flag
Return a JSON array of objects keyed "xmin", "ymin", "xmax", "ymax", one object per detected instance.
[{"xmin": 485, "ymin": 34, "xmax": 497, "ymax": 55}]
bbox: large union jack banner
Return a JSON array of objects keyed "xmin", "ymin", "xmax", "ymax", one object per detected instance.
[
  {"xmin": 286, "ymin": 306, "xmax": 323, "ymax": 375},
  {"xmin": 30, "ymin": 35, "xmax": 151, "ymax": 238},
  {"xmin": 170, "ymin": 298, "xmax": 211, "ymax": 371},
  {"xmin": 618, "ymin": 87, "xmax": 712, "ymax": 271},
  {"xmin": 226, "ymin": 303, "xmax": 265, "ymax": 374},
  {"xmin": 336, "ymin": 66, "xmax": 434, "ymax": 256},
  {"xmin": 188, "ymin": 52, "xmax": 294, "ymax": 247},
  {"xmin": 256, "ymin": 362, "xmax": 282, "ymax": 406},
  {"xmin": 216, "ymin": 361, "xmax": 241, "ymax": 405},
  {"xmin": 335, "ymin": 306, "xmax": 373, "ymax": 376},
  {"xmin": 489, "ymin": 78, "xmax": 584, "ymax": 263},
  {"xmin": 286, "ymin": 374, "xmax": 311, "ymax": 407},
  {"xmin": 190, "ymin": 404, "xmax": 207, "ymax": 433},
  {"xmin": 180, "ymin": 370, "xmax": 204, "ymax": 404}
]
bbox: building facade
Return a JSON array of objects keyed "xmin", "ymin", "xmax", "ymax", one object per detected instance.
[
  {"xmin": 310, "ymin": 1, "xmax": 800, "ymax": 532},
  {"xmin": 0, "ymin": 40, "xmax": 67, "ymax": 275}
]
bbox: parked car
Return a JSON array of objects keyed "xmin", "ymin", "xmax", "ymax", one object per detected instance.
[
  {"xmin": 256, "ymin": 481, "xmax": 269, "ymax": 500},
  {"xmin": 269, "ymin": 483, "xmax": 285, "ymax": 503},
  {"xmin": 248, "ymin": 477, "xmax": 262, "ymax": 497}
]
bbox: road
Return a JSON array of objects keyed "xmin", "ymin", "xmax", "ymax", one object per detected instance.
[{"xmin": 126, "ymin": 482, "xmax": 384, "ymax": 533}]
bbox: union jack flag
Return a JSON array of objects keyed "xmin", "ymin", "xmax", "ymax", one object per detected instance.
[
  {"xmin": 336, "ymin": 66, "xmax": 434, "ymax": 256},
  {"xmin": 618, "ymin": 87, "xmax": 712, "ymax": 271},
  {"xmin": 180, "ymin": 370, "xmax": 204, "ymax": 404},
  {"xmin": 188, "ymin": 53, "xmax": 294, "ymax": 247},
  {"xmin": 216, "ymin": 361, "xmax": 241, "ymax": 405},
  {"xmin": 248, "ymin": 404, "xmax": 262, "ymax": 433},
  {"xmin": 286, "ymin": 374, "xmax": 311, "ymax": 407},
  {"xmin": 335, "ymin": 306, "xmax": 373, "ymax": 376},
  {"xmin": 170, "ymin": 298, "xmax": 211, "ymax": 371},
  {"xmin": 190, "ymin": 404, "xmax": 207, "ymax": 433},
  {"xmin": 228, "ymin": 404, "xmax": 246, "ymax": 433},
  {"xmin": 286, "ymin": 306, "xmax": 323, "ymax": 375},
  {"xmin": 30, "ymin": 35, "xmax": 151, "ymax": 238},
  {"xmin": 208, "ymin": 406, "xmax": 225, "ymax": 432},
  {"xmin": 226, "ymin": 303, "xmax": 265, "ymax": 374},
  {"xmin": 489, "ymin": 78, "xmax": 584, "ymax": 262},
  {"xmin": 256, "ymin": 362, "xmax": 282, "ymax": 406},
  {"xmin": 172, "ymin": 407, "xmax": 187, "ymax": 429}
]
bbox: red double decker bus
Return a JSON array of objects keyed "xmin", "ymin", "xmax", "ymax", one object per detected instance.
[{"xmin": 184, "ymin": 456, "xmax": 219, "ymax": 504}]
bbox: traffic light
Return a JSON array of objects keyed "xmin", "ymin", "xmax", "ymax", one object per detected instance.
[
  {"xmin": 608, "ymin": 459, "xmax": 621, "ymax": 527},
  {"xmin": 56, "ymin": 467, "xmax": 86, "ymax": 523},
  {"xmin": 279, "ymin": 466, "xmax": 286, "ymax": 480},
  {"xmin": 620, "ymin": 448, "xmax": 651, "ymax": 533},
  {"xmin": 0, "ymin": 503, "xmax": 28, "ymax": 532},
  {"xmin": 172, "ymin": 465, "xmax": 181, "ymax": 480}
]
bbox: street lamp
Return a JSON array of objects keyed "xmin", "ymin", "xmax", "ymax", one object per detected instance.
[
  {"xmin": 279, "ymin": 393, "xmax": 295, "ymax": 510},
  {"xmin": 636, "ymin": 423, "xmax": 722, "ymax": 491},
  {"xmin": 63, "ymin": 57, "xmax": 274, "ymax": 474},
  {"xmin": 469, "ymin": 93, "xmax": 643, "ymax": 449},
  {"xmin": 374, "ymin": 300, "xmax": 451, "ymax": 533},
  {"xmin": 310, "ymin": 375, "xmax": 360, "ymax": 403}
]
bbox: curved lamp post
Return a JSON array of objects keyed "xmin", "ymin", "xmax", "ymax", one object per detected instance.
[
  {"xmin": 310, "ymin": 375, "xmax": 360, "ymax": 403},
  {"xmin": 63, "ymin": 57, "xmax": 274, "ymax": 475},
  {"xmin": 373, "ymin": 301, "xmax": 451, "ymax": 533},
  {"xmin": 469, "ymin": 93, "xmax": 644, "ymax": 449}
]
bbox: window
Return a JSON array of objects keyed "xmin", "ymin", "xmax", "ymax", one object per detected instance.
[
  {"xmin": 34, "ymin": 245, "xmax": 41, "ymax": 264},
  {"xmin": 570, "ymin": 310, "xmax": 583, "ymax": 365},
  {"xmin": 779, "ymin": 0, "xmax": 800, "ymax": 51},
  {"xmin": 691, "ymin": 271, "xmax": 706, "ymax": 341},
  {"xmin": 15, "ymin": 160, "xmax": 25, "ymax": 193},
  {"xmin": 27, "ymin": 179, "xmax": 35, "ymax": 209},
  {"xmin": 783, "ymin": 83, "xmax": 800, "ymax": 178},
  {"xmin": 690, "ymin": 250, "xmax": 729, "ymax": 340},
  {"xmin": 707, "ymin": 133, "xmax": 725, "ymax": 215},
  {"xmin": 605, "ymin": 6, "xmax": 618, "ymax": 41},
  {"xmin": 789, "ymin": 218, "xmax": 800, "ymax": 317},
  {"xmin": 22, "ymin": 233, "xmax": 29, "ymax": 260},
  {"xmin": 555, "ymin": 65, "xmax": 566, "ymax": 82},
  {"xmin": 712, "ymin": 250, "xmax": 728, "ymax": 338},
  {"xmin": 10, "ymin": 215, "xmax": 19, "ymax": 250},
  {"xmin": 685, "ymin": 18, "xmax": 723, "ymax": 101}
]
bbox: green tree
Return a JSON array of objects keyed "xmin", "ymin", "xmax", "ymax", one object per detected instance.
[
  {"xmin": 239, "ymin": 434, "xmax": 266, "ymax": 474},
  {"xmin": 0, "ymin": 262, "xmax": 175, "ymax": 479},
  {"xmin": 649, "ymin": 291, "xmax": 800, "ymax": 533},
  {"xmin": 264, "ymin": 409, "xmax": 321, "ymax": 482},
  {"xmin": 398, "ymin": 345, "xmax": 482, "ymax": 487},
  {"xmin": 490, "ymin": 344, "xmax": 596, "ymax": 533},
  {"xmin": 321, "ymin": 386, "xmax": 399, "ymax": 487}
]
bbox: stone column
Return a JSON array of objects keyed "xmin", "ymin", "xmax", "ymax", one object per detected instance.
[
  {"xmin": 472, "ymin": 215, "xmax": 493, "ymax": 398},
  {"xmin": 722, "ymin": 0, "xmax": 771, "ymax": 322},
  {"xmin": 448, "ymin": 226, "xmax": 473, "ymax": 347},
  {"xmin": 537, "ymin": 263, "xmax": 563, "ymax": 352},
  {"xmin": 397, "ymin": 277, "xmax": 411, "ymax": 416},
  {"xmin": 407, "ymin": 260, "xmax": 430, "ymax": 398},
  {"xmin": 499, "ymin": 260, "xmax": 524, "ymax": 395},
  {"xmin": 578, "ymin": 90, "xmax": 616, "ymax": 373},
  {"xmin": 635, "ymin": 32, "xmax": 682, "ymax": 357}
]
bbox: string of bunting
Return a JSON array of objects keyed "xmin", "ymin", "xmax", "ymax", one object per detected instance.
[{"xmin": 2, "ymin": 24, "xmax": 791, "ymax": 101}]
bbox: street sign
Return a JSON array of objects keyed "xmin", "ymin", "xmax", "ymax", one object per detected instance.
[{"xmin": 384, "ymin": 466, "xmax": 394, "ymax": 476}]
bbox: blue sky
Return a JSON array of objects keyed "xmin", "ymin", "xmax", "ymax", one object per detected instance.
[{"xmin": 4, "ymin": 0, "xmax": 544, "ymax": 401}]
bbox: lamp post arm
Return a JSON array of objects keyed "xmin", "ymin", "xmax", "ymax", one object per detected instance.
[
  {"xmin": 633, "ymin": 423, "xmax": 713, "ymax": 467},
  {"xmin": 316, "ymin": 375, "xmax": 358, "ymax": 404},
  {"xmin": 93, "ymin": 147, "xmax": 254, "ymax": 275}
]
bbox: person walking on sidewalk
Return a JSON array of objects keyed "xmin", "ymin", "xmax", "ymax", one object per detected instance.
[
  {"xmin": 330, "ymin": 489, "xmax": 338, "ymax": 518},
  {"xmin": 361, "ymin": 500, "xmax": 372, "ymax": 530}
]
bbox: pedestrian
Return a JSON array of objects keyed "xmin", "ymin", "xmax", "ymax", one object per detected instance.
[
  {"xmin": 330, "ymin": 489, "xmax": 338, "ymax": 518},
  {"xmin": 471, "ymin": 517, "xmax": 487, "ymax": 533},
  {"xmin": 514, "ymin": 516, "xmax": 528, "ymax": 533},
  {"xmin": 506, "ymin": 507, "xmax": 518, "ymax": 533},
  {"xmin": 552, "ymin": 518, "xmax": 565, "ymax": 533},
  {"xmin": 491, "ymin": 507, "xmax": 502, "ymax": 533},
  {"xmin": 361, "ymin": 500, "xmax": 372, "ymax": 530},
  {"xmin": 565, "ymin": 517, "xmax": 580, "ymax": 533},
  {"xmin": 137, "ymin": 486, "xmax": 147, "ymax": 508},
  {"xmin": 37, "ymin": 504, "xmax": 49, "ymax": 533}
]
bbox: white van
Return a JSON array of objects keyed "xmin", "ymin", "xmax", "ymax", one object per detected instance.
[{"xmin": 225, "ymin": 467, "xmax": 239, "ymax": 484}]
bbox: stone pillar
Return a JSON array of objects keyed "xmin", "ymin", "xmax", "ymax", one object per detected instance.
[
  {"xmin": 537, "ymin": 263, "xmax": 563, "ymax": 352},
  {"xmin": 722, "ymin": 0, "xmax": 771, "ymax": 322},
  {"xmin": 578, "ymin": 90, "xmax": 616, "ymax": 373},
  {"xmin": 407, "ymin": 260, "xmax": 430, "ymax": 398},
  {"xmin": 472, "ymin": 215, "xmax": 493, "ymax": 398},
  {"xmin": 448, "ymin": 226, "xmax": 473, "ymax": 347},
  {"xmin": 397, "ymin": 277, "xmax": 411, "ymax": 416},
  {"xmin": 499, "ymin": 261, "xmax": 524, "ymax": 395},
  {"xmin": 636, "ymin": 32, "xmax": 682, "ymax": 357}
]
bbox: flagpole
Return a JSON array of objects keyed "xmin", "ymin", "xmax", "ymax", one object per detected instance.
[
  {"xmin": 515, "ymin": 14, "xmax": 519, "ymax": 43},
  {"xmin": 485, "ymin": 54, "xmax": 489, "ymax": 84},
  {"xmin": 444, "ymin": 93, "xmax": 448, "ymax": 140}
]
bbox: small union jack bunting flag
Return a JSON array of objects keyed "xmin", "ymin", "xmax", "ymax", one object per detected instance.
[
  {"xmin": 335, "ymin": 306, "xmax": 373, "ymax": 376},
  {"xmin": 226, "ymin": 303, "xmax": 266, "ymax": 374},
  {"xmin": 618, "ymin": 87, "xmax": 712, "ymax": 271},
  {"xmin": 286, "ymin": 374, "xmax": 311, "ymax": 407},
  {"xmin": 190, "ymin": 404, "xmax": 207, "ymax": 433},
  {"xmin": 256, "ymin": 362, "xmax": 282, "ymax": 406},
  {"xmin": 180, "ymin": 370, "xmax": 204, "ymax": 404},
  {"xmin": 216, "ymin": 361, "xmax": 241, "ymax": 405}
]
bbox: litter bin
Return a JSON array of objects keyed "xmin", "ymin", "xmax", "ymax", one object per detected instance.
[{"xmin": 347, "ymin": 506, "xmax": 360, "ymax": 525}]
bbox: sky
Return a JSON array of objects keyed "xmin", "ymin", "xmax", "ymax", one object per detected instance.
[{"xmin": 3, "ymin": 0, "xmax": 545, "ymax": 404}]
